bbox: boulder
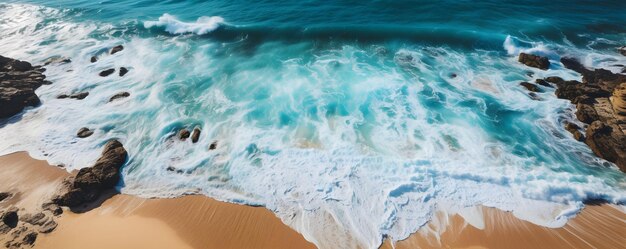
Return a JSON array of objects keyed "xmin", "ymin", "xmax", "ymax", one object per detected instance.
[
  {"xmin": 178, "ymin": 129, "xmax": 190, "ymax": 140},
  {"xmin": 110, "ymin": 45, "xmax": 124, "ymax": 55},
  {"xmin": 53, "ymin": 140, "xmax": 127, "ymax": 207},
  {"xmin": 99, "ymin": 68, "xmax": 115, "ymax": 77},
  {"xmin": 520, "ymin": 82, "xmax": 542, "ymax": 92},
  {"xmin": 109, "ymin": 92, "xmax": 130, "ymax": 102},
  {"xmin": 119, "ymin": 67, "xmax": 129, "ymax": 77},
  {"xmin": 518, "ymin": 53, "xmax": 550, "ymax": 70},
  {"xmin": 191, "ymin": 127, "xmax": 201, "ymax": 143},
  {"xmin": 90, "ymin": 56, "xmax": 98, "ymax": 63},
  {"xmin": 77, "ymin": 127, "xmax": 94, "ymax": 138},
  {"xmin": 1, "ymin": 207, "xmax": 18, "ymax": 228}
]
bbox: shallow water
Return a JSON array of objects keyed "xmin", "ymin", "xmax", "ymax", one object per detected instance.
[{"xmin": 1, "ymin": 1, "xmax": 625, "ymax": 248}]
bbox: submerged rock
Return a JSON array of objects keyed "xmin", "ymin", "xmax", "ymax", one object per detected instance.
[
  {"xmin": 110, "ymin": 45, "xmax": 124, "ymax": 55},
  {"xmin": 99, "ymin": 68, "xmax": 115, "ymax": 77},
  {"xmin": 518, "ymin": 53, "xmax": 550, "ymax": 70},
  {"xmin": 43, "ymin": 56, "xmax": 71, "ymax": 66},
  {"xmin": 209, "ymin": 141, "xmax": 217, "ymax": 150},
  {"xmin": 90, "ymin": 56, "xmax": 98, "ymax": 63},
  {"xmin": 58, "ymin": 92, "xmax": 89, "ymax": 100},
  {"xmin": 53, "ymin": 140, "xmax": 127, "ymax": 207},
  {"xmin": 77, "ymin": 127, "xmax": 94, "ymax": 138},
  {"xmin": 191, "ymin": 127, "xmax": 201, "ymax": 143},
  {"xmin": 520, "ymin": 82, "xmax": 541, "ymax": 92},
  {"xmin": 109, "ymin": 92, "xmax": 130, "ymax": 102},
  {"xmin": 535, "ymin": 79, "xmax": 553, "ymax": 88},
  {"xmin": 619, "ymin": 46, "xmax": 626, "ymax": 56}
]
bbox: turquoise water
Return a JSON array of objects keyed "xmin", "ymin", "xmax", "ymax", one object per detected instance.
[{"xmin": 1, "ymin": 1, "xmax": 625, "ymax": 248}]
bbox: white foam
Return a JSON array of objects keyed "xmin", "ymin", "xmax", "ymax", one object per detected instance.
[{"xmin": 144, "ymin": 13, "xmax": 224, "ymax": 35}]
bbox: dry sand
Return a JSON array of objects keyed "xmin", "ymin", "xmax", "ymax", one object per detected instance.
[{"xmin": 1, "ymin": 152, "xmax": 625, "ymax": 249}]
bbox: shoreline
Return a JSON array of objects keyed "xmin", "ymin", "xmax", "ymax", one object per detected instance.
[{"xmin": 1, "ymin": 151, "xmax": 624, "ymax": 249}]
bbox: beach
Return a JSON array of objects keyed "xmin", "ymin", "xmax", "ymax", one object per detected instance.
[{"xmin": 1, "ymin": 152, "xmax": 624, "ymax": 249}]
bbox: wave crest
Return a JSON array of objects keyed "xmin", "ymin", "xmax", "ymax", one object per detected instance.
[{"xmin": 144, "ymin": 13, "xmax": 224, "ymax": 35}]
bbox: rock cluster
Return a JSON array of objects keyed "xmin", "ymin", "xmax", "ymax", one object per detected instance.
[
  {"xmin": 546, "ymin": 57, "xmax": 626, "ymax": 171},
  {"xmin": 52, "ymin": 140, "xmax": 128, "ymax": 207},
  {"xmin": 518, "ymin": 53, "xmax": 550, "ymax": 70},
  {"xmin": 0, "ymin": 56, "xmax": 49, "ymax": 119},
  {"xmin": 1, "ymin": 205, "xmax": 59, "ymax": 249}
]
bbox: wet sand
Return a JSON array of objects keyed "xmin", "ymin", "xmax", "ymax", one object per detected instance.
[{"xmin": 1, "ymin": 152, "xmax": 625, "ymax": 249}]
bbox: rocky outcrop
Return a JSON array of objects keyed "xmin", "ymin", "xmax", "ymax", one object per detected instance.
[
  {"xmin": 551, "ymin": 57, "xmax": 626, "ymax": 172},
  {"xmin": 53, "ymin": 140, "xmax": 127, "ymax": 207},
  {"xmin": 109, "ymin": 92, "xmax": 130, "ymax": 102},
  {"xmin": 610, "ymin": 83, "xmax": 626, "ymax": 120},
  {"xmin": 518, "ymin": 53, "xmax": 550, "ymax": 70},
  {"xmin": 0, "ymin": 55, "xmax": 48, "ymax": 119}
]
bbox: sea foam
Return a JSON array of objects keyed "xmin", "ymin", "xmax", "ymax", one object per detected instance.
[{"xmin": 144, "ymin": 13, "xmax": 224, "ymax": 35}]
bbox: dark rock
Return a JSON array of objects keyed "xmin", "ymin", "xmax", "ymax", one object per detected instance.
[
  {"xmin": 110, "ymin": 45, "xmax": 124, "ymax": 55},
  {"xmin": 1, "ymin": 207, "xmax": 18, "ymax": 228},
  {"xmin": 166, "ymin": 166, "xmax": 176, "ymax": 172},
  {"xmin": 449, "ymin": 73, "xmax": 457, "ymax": 78},
  {"xmin": 178, "ymin": 129, "xmax": 190, "ymax": 140},
  {"xmin": 520, "ymin": 82, "xmax": 542, "ymax": 92},
  {"xmin": 22, "ymin": 231, "xmax": 37, "ymax": 246},
  {"xmin": 90, "ymin": 56, "xmax": 98, "ymax": 63},
  {"xmin": 109, "ymin": 92, "xmax": 130, "ymax": 102},
  {"xmin": 0, "ymin": 192, "xmax": 10, "ymax": 202},
  {"xmin": 209, "ymin": 141, "xmax": 217, "ymax": 150},
  {"xmin": 535, "ymin": 79, "xmax": 553, "ymax": 88},
  {"xmin": 70, "ymin": 92, "xmax": 89, "ymax": 100},
  {"xmin": 575, "ymin": 103, "xmax": 600, "ymax": 124},
  {"xmin": 99, "ymin": 68, "xmax": 115, "ymax": 77},
  {"xmin": 53, "ymin": 140, "xmax": 127, "ymax": 207},
  {"xmin": 585, "ymin": 121, "xmax": 626, "ymax": 172},
  {"xmin": 57, "ymin": 94, "xmax": 69, "ymax": 99},
  {"xmin": 19, "ymin": 213, "xmax": 46, "ymax": 226},
  {"xmin": 565, "ymin": 122, "xmax": 585, "ymax": 141},
  {"xmin": 528, "ymin": 92, "xmax": 541, "ymax": 101},
  {"xmin": 545, "ymin": 76, "xmax": 565, "ymax": 84},
  {"xmin": 191, "ymin": 127, "xmax": 201, "ymax": 143},
  {"xmin": 518, "ymin": 53, "xmax": 550, "ymax": 70},
  {"xmin": 561, "ymin": 57, "xmax": 588, "ymax": 74},
  {"xmin": 619, "ymin": 46, "xmax": 626, "ymax": 56},
  {"xmin": 38, "ymin": 219, "xmax": 57, "ymax": 233},
  {"xmin": 43, "ymin": 56, "xmax": 71, "ymax": 66},
  {"xmin": 0, "ymin": 56, "xmax": 46, "ymax": 119},
  {"xmin": 77, "ymin": 127, "xmax": 94, "ymax": 138},
  {"xmin": 119, "ymin": 67, "xmax": 129, "ymax": 77}
]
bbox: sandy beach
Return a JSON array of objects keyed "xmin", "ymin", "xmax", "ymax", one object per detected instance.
[{"xmin": 0, "ymin": 152, "xmax": 623, "ymax": 249}]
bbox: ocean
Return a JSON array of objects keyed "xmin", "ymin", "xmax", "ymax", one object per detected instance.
[{"xmin": 1, "ymin": 1, "xmax": 625, "ymax": 248}]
